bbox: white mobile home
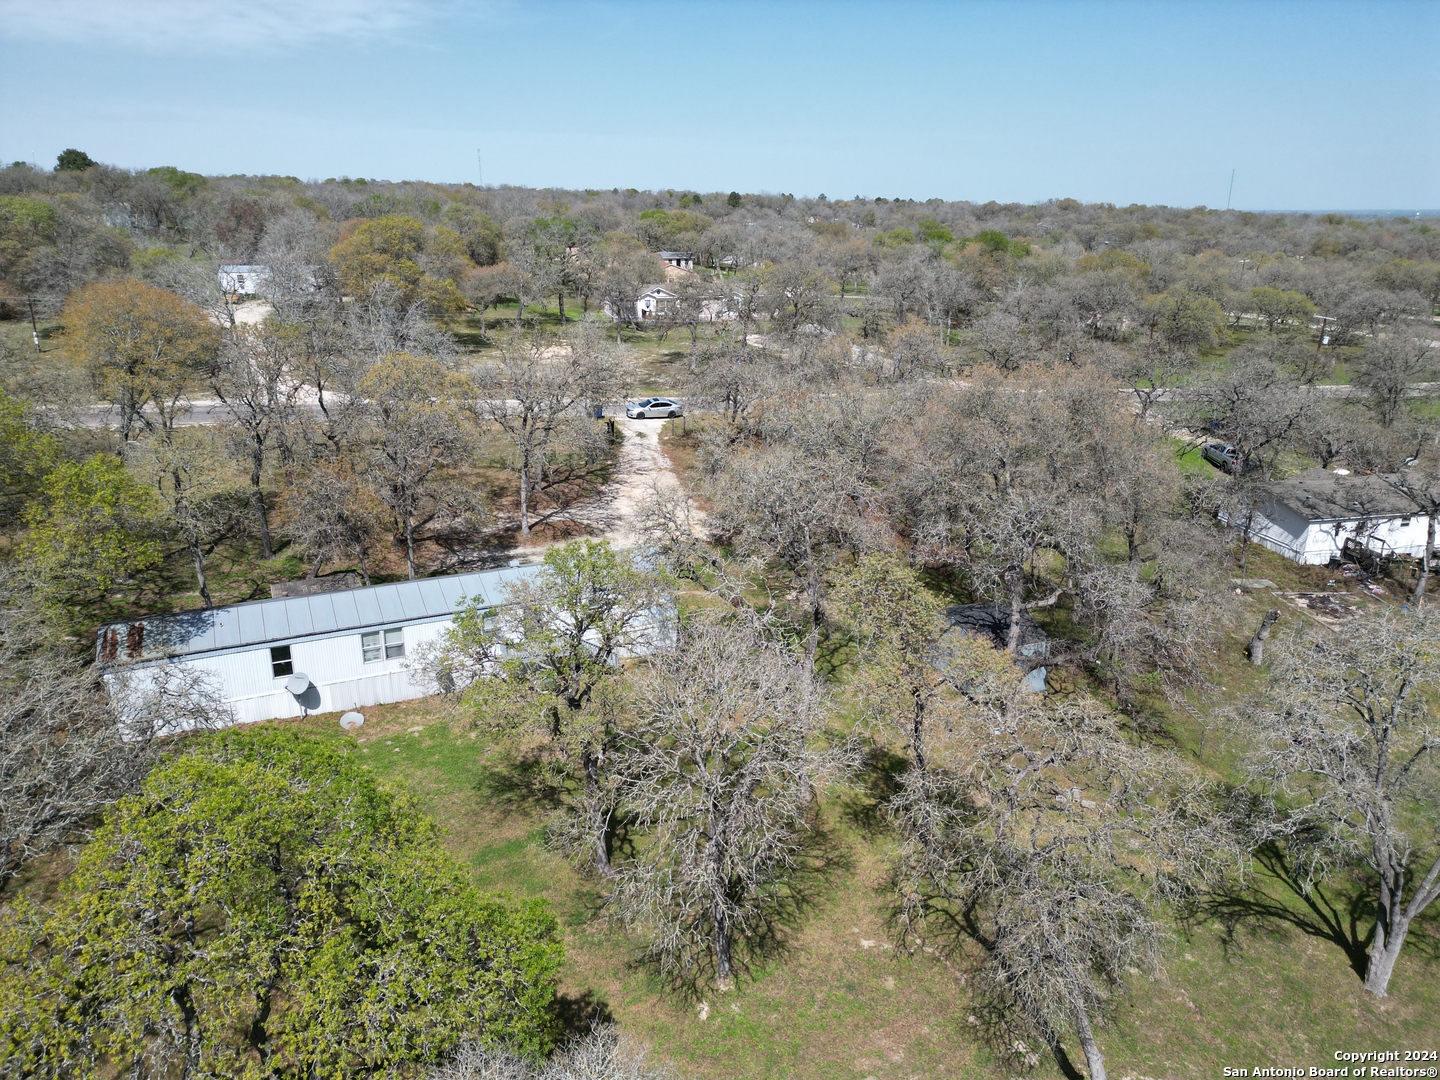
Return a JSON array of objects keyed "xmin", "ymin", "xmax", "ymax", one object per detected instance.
[
  {"xmin": 217, "ymin": 264, "xmax": 271, "ymax": 297},
  {"xmin": 96, "ymin": 566, "xmax": 542, "ymax": 727},
  {"xmin": 1239, "ymin": 468, "xmax": 1431, "ymax": 565}
]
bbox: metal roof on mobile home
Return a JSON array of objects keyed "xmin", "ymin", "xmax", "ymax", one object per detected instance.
[{"xmin": 97, "ymin": 564, "xmax": 542, "ymax": 665}]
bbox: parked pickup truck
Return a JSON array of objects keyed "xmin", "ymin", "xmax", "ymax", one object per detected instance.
[{"xmin": 1201, "ymin": 442, "xmax": 1244, "ymax": 473}]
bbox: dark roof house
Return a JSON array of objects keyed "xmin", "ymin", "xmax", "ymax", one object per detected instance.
[{"xmin": 1260, "ymin": 468, "xmax": 1416, "ymax": 521}]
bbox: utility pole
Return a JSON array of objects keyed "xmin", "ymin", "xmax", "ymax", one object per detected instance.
[
  {"xmin": 1226, "ymin": 169, "xmax": 1236, "ymax": 210},
  {"xmin": 26, "ymin": 297, "xmax": 40, "ymax": 353},
  {"xmin": 477, "ymin": 148, "xmax": 482, "ymax": 188}
]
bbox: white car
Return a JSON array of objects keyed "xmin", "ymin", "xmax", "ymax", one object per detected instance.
[{"xmin": 626, "ymin": 397, "xmax": 684, "ymax": 419}]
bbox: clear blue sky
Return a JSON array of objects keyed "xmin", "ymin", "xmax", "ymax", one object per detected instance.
[{"xmin": 1, "ymin": 0, "xmax": 1435, "ymax": 210}]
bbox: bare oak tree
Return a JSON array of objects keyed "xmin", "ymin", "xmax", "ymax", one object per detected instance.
[
  {"xmin": 1353, "ymin": 333, "xmax": 1435, "ymax": 428},
  {"xmin": 281, "ymin": 459, "xmax": 386, "ymax": 583},
  {"xmin": 893, "ymin": 694, "xmax": 1224, "ymax": 1080},
  {"xmin": 0, "ymin": 571, "xmax": 221, "ymax": 891},
  {"xmin": 209, "ymin": 323, "xmax": 302, "ymax": 558},
  {"xmin": 605, "ymin": 616, "xmax": 847, "ymax": 988},
  {"xmin": 1235, "ymin": 607, "xmax": 1440, "ymax": 997},
  {"xmin": 127, "ymin": 430, "xmax": 251, "ymax": 608},
  {"xmin": 356, "ymin": 352, "xmax": 484, "ymax": 579},
  {"xmin": 431, "ymin": 1025, "xmax": 674, "ymax": 1080},
  {"xmin": 473, "ymin": 326, "xmax": 629, "ymax": 537}
]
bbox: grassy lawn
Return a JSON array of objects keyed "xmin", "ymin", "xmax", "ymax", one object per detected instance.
[
  {"xmin": 266, "ymin": 688, "xmax": 1438, "ymax": 1080},
  {"xmin": 447, "ymin": 308, "xmax": 696, "ymax": 395}
]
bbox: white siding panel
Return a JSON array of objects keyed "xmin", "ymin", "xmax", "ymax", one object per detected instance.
[
  {"xmin": 1239, "ymin": 504, "xmax": 1433, "ymax": 566},
  {"xmin": 104, "ymin": 601, "xmax": 674, "ymax": 731},
  {"xmin": 205, "ymin": 649, "xmax": 279, "ymax": 701},
  {"xmin": 110, "ymin": 620, "xmax": 464, "ymax": 729},
  {"xmin": 1297, "ymin": 516, "xmax": 1432, "ymax": 565}
]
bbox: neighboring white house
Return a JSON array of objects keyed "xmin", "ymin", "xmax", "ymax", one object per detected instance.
[
  {"xmin": 634, "ymin": 283, "xmax": 678, "ymax": 321},
  {"xmin": 605, "ymin": 283, "xmax": 730, "ymax": 324},
  {"xmin": 658, "ymin": 251, "xmax": 695, "ymax": 271},
  {"xmin": 1236, "ymin": 468, "xmax": 1431, "ymax": 565},
  {"xmin": 218, "ymin": 264, "xmax": 271, "ymax": 296},
  {"xmin": 96, "ymin": 565, "xmax": 543, "ymax": 727}
]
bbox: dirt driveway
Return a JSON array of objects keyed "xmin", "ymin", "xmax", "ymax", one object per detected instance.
[
  {"xmin": 578, "ymin": 416, "xmax": 685, "ymax": 547},
  {"xmin": 501, "ymin": 416, "xmax": 686, "ymax": 563}
]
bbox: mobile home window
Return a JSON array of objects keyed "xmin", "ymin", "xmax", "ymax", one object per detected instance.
[
  {"xmin": 361, "ymin": 627, "xmax": 405, "ymax": 663},
  {"xmin": 270, "ymin": 645, "xmax": 293, "ymax": 678}
]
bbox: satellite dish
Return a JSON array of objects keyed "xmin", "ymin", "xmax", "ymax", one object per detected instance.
[
  {"xmin": 339, "ymin": 711, "xmax": 365, "ymax": 732},
  {"xmin": 286, "ymin": 673, "xmax": 312, "ymax": 696}
]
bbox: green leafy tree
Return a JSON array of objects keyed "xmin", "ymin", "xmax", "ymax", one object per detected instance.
[
  {"xmin": 916, "ymin": 218, "xmax": 954, "ymax": 244},
  {"xmin": 62, "ymin": 280, "xmax": 220, "ymax": 442},
  {"xmin": 518, "ymin": 216, "xmax": 580, "ymax": 320},
  {"xmin": 0, "ymin": 729, "xmax": 563, "ymax": 1076},
  {"xmin": 726, "ymin": 191, "xmax": 742, "ymax": 208},
  {"xmin": 333, "ymin": 214, "xmax": 425, "ymax": 291},
  {"xmin": 146, "ymin": 165, "xmax": 207, "ymax": 197},
  {"xmin": 1248, "ymin": 286, "xmax": 1315, "ymax": 332},
  {"xmin": 974, "ymin": 230, "xmax": 1012, "ymax": 253},
  {"xmin": 54, "ymin": 148, "xmax": 97, "ymax": 172},
  {"xmin": 441, "ymin": 203, "xmax": 505, "ymax": 266},
  {"xmin": 0, "ymin": 386, "xmax": 60, "ymax": 524},
  {"xmin": 635, "ymin": 209, "xmax": 711, "ymax": 251},
  {"xmin": 331, "ymin": 215, "xmax": 466, "ymax": 312},
  {"xmin": 1141, "ymin": 285, "xmax": 1225, "ymax": 353},
  {"xmin": 19, "ymin": 454, "xmax": 164, "ymax": 622},
  {"xmin": 427, "ymin": 539, "xmax": 672, "ymax": 875},
  {"xmin": 0, "ymin": 196, "xmax": 58, "ymax": 284},
  {"xmin": 1075, "ymin": 249, "xmax": 1150, "ymax": 287},
  {"xmin": 831, "ymin": 552, "xmax": 1016, "ymax": 769}
]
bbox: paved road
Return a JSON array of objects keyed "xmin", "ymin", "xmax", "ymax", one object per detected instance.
[
  {"xmin": 70, "ymin": 379, "xmax": 1440, "ymax": 431},
  {"xmin": 1122, "ymin": 381, "xmax": 1440, "ymax": 405},
  {"xmin": 73, "ymin": 399, "xmax": 327, "ymax": 429}
]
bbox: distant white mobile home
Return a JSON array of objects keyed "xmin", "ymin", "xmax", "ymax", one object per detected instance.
[{"xmin": 217, "ymin": 264, "xmax": 271, "ymax": 296}]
